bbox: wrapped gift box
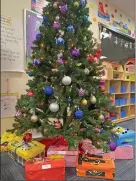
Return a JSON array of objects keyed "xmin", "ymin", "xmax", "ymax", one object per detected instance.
[
  {"xmin": 8, "ymin": 140, "xmax": 45, "ymax": 165},
  {"xmin": 112, "ymin": 127, "xmax": 135, "ymax": 146},
  {"xmin": 76, "ymin": 154, "xmax": 115, "ymax": 180},
  {"xmin": 25, "ymin": 155, "xmax": 65, "ymax": 180},
  {"xmin": 0, "ymin": 131, "xmax": 23, "ymax": 152},
  {"xmin": 47, "ymin": 150, "xmax": 78, "ymax": 167}
]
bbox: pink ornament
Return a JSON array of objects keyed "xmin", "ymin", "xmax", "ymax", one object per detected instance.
[
  {"xmin": 53, "ymin": 22, "xmax": 60, "ymax": 30},
  {"xmin": 60, "ymin": 4, "xmax": 68, "ymax": 14},
  {"xmin": 78, "ymin": 88, "xmax": 85, "ymax": 96}
]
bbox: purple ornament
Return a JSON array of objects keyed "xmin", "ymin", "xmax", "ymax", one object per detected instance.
[
  {"xmin": 57, "ymin": 58, "xmax": 64, "ymax": 64},
  {"xmin": 71, "ymin": 48, "xmax": 80, "ymax": 57},
  {"xmin": 78, "ymin": 88, "xmax": 85, "ymax": 96},
  {"xmin": 109, "ymin": 141, "xmax": 117, "ymax": 151},
  {"xmin": 60, "ymin": 4, "xmax": 68, "ymax": 14},
  {"xmin": 53, "ymin": 22, "xmax": 60, "ymax": 30}
]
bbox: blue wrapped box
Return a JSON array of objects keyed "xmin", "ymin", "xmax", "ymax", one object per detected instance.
[{"xmin": 112, "ymin": 127, "xmax": 135, "ymax": 146}]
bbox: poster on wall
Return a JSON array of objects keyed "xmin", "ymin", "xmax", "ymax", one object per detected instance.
[
  {"xmin": 98, "ymin": 1, "xmax": 110, "ymax": 21},
  {"xmin": 31, "ymin": 0, "xmax": 48, "ymax": 14},
  {"xmin": 24, "ymin": 10, "xmax": 42, "ymax": 66},
  {"xmin": 1, "ymin": 16, "xmax": 24, "ymax": 72}
]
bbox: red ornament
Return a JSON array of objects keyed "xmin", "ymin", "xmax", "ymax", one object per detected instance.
[
  {"xmin": 99, "ymin": 85, "xmax": 106, "ymax": 92},
  {"xmin": 27, "ymin": 90, "xmax": 34, "ymax": 96},
  {"xmin": 109, "ymin": 97, "xmax": 114, "ymax": 103},
  {"xmin": 110, "ymin": 113, "xmax": 116, "ymax": 117},
  {"xmin": 111, "ymin": 14, "xmax": 114, "ymax": 18},
  {"xmin": 54, "ymin": 122, "xmax": 61, "ymax": 129},
  {"xmin": 94, "ymin": 52, "xmax": 100, "ymax": 59},
  {"xmin": 99, "ymin": 79, "xmax": 105, "ymax": 84},
  {"xmin": 88, "ymin": 55, "xmax": 95, "ymax": 63},
  {"xmin": 23, "ymin": 133, "xmax": 32, "ymax": 142},
  {"xmin": 105, "ymin": 117, "xmax": 111, "ymax": 121}
]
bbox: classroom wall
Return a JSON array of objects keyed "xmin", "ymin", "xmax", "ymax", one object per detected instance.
[{"xmin": 1, "ymin": 0, "xmax": 134, "ymax": 134}]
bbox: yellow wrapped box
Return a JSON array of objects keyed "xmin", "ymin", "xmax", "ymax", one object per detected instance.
[
  {"xmin": 0, "ymin": 132, "xmax": 23, "ymax": 152},
  {"xmin": 8, "ymin": 140, "xmax": 45, "ymax": 165}
]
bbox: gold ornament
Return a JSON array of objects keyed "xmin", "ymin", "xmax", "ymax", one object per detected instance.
[
  {"xmin": 31, "ymin": 115, "xmax": 38, "ymax": 122},
  {"xmin": 98, "ymin": 114, "xmax": 104, "ymax": 121},
  {"xmin": 81, "ymin": 99, "xmax": 87, "ymax": 105},
  {"xmin": 90, "ymin": 95, "xmax": 96, "ymax": 104},
  {"xmin": 40, "ymin": 43, "xmax": 45, "ymax": 48},
  {"xmin": 53, "ymin": 2, "xmax": 58, "ymax": 8}
]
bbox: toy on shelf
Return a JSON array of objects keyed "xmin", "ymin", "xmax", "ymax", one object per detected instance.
[{"xmin": 122, "ymin": 58, "xmax": 135, "ymax": 81}]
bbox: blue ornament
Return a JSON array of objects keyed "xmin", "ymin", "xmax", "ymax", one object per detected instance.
[
  {"xmin": 68, "ymin": 97, "xmax": 72, "ymax": 102},
  {"xmin": 56, "ymin": 37, "xmax": 65, "ymax": 45},
  {"xmin": 67, "ymin": 25, "xmax": 75, "ymax": 33},
  {"xmin": 83, "ymin": 15, "xmax": 88, "ymax": 22},
  {"xmin": 34, "ymin": 58, "xmax": 41, "ymax": 65},
  {"xmin": 80, "ymin": 0, "xmax": 85, "ymax": 6},
  {"xmin": 44, "ymin": 86, "xmax": 54, "ymax": 96},
  {"xmin": 43, "ymin": 16, "xmax": 48, "ymax": 22},
  {"xmin": 27, "ymin": 72, "xmax": 33, "ymax": 77},
  {"xmin": 36, "ymin": 33, "xmax": 43, "ymax": 39},
  {"xmin": 74, "ymin": 109, "xmax": 83, "ymax": 119}
]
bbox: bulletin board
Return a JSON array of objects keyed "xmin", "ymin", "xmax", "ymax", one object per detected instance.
[
  {"xmin": 24, "ymin": 9, "xmax": 42, "ymax": 66},
  {"xmin": 1, "ymin": 16, "xmax": 24, "ymax": 72},
  {"xmin": 1, "ymin": 93, "xmax": 19, "ymax": 118}
]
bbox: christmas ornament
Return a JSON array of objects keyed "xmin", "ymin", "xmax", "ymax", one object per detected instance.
[
  {"xmin": 53, "ymin": 2, "xmax": 58, "ymax": 8},
  {"xmin": 56, "ymin": 37, "xmax": 65, "ymax": 45},
  {"xmin": 67, "ymin": 25, "xmax": 75, "ymax": 33},
  {"xmin": 88, "ymin": 55, "xmax": 95, "ymax": 63},
  {"xmin": 109, "ymin": 97, "xmax": 114, "ymax": 103},
  {"xmin": 68, "ymin": 97, "xmax": 72, "ymax": 103},
  {"xmin": 74, "ymin": 109, "xmax": 83, "ymax": 119},
  {"xmin": 44, "ymin": 86, "xmax": 54, "ymax": 96},
  {"xmin": 27, "ymin": 72, "xmax": 33, "ymax": 77},
  {"xmin": 99, "ymin": 85, "xmax": 106, "ymax": 92},
  {"xmin": 111, "ymin": 128, "xmax": 117, "ymax": 134},
  {"xmin": 43, "ymin": 16, "xmax": 48, "ymax": 22},
  {"xmin": 83, "ymin": 15, "xmax": 88, "ymax": 22},
  {"xmin": 105, "ymin": 117, "xmax": 110, "ymax": 121},
  {"xmin": 59, "ymin": 30, "xmax": 64, "ymax": 36},
  {"xmin": 81, "ymin": 99, "xmax": 87, "ymax": 105},
  {"xmin": 33, "ymin": 58, "xmax": 41, "ymax": 65},
  {"xmin": 60, "ymin": 4, "xmax": 68, "ymax": 14},
  {"xmin": 78, "ymin": 88, "xmax": 85, "ymax": 96},
  {"xmin": 23, "ymin": 133, "xmax": 32, "ymax": 142},
  {"xmin": 109, "ymin": 141, "xmax": 117, "ymax": 151},
  {"xmin": 84, "ymin": 68, "xmax": 90, "ymax": 75},
  {"xmin": 53, "ymin": 22, "xmax": 60, "ymax": 30},
  {"xmin": 80, "ymin": 0, "xmax": 85, "ymax": 6},
  {"xmin": 110, "ymin": 112, "xmax": 116, "ymax": 117},
  {"xmin": 62, "ymin": 76, "xmax": 71, "ymax": 85},
  {"xmin": 99, "ymin": 79, "xmax": 105, "ymax": 84},
  {"xmin": 27, "ymin": 90, "xmax": 34, "ymax": 96},
  {"xmin": 15, "ymin": 110, "xmax": 22, "ymax": 117},
  {"xmin": 74, "ymin": 1, "xmax": 79, "ymax": 7},
  {"xmin": 83, "ymin": 36, "xmax": 87, "ymax": 41},
  {"xmin": 55, "ymin": 16, "xmax": 60, "ymax": 21},
  {"xmin": 98, "ymin": 114, "xmax": 104, "ymax": 121},
  {"xmin": 31, "ymin": 115, "xmax": 38, "ymax": 122},
  {"xmin": 90, "ymin": 95, "xmax": 96, "ymax": 104},
  {"xmin": 40, "ymin": 43, "xmax": 45, "ymax": 48},
  {"xmin": 54, "ymin": 122, "xmax": 61, "ymax": 129},
  {"xmin": 49, "ymin": 102, "xmax": 59, "ymax": 112},
  {"xmin": 36, "ymin": 33, "xmax": 43, "ymax": 39},
  {"xmin": 71, "ymin": 48, "xmax": 80, "ymax": 56}
]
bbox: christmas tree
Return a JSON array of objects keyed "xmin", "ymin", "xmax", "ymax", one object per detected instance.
[{"xmin": 12, "ymin": 0, "xmax": 116, "ymax": 151}]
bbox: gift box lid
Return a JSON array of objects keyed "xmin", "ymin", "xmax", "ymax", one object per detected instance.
[
  {"xmin": 8, "ymin": 140, "xmax": 45, "ymax": 160},
  {"xmin": 25, "ymin": 157, "xmax": 65, "ymax": 172},
  {"xmin": 76, "ymin": 154, "xmax": 115, "ymax": 171}
]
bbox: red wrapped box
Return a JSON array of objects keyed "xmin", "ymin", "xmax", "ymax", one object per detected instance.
[{"xmin": 25, "ymin": 156, "xmax": 65, "ymax": 180}]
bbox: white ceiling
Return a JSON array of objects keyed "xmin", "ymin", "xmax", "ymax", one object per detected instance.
[{"xmin": 107, "ymin": 0, "xmax": 135, "ymax": 19}]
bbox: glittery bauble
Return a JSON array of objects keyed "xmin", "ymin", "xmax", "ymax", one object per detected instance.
[
  {"xmin": 53, "ymin": 2, "xmax": 58, "ymax": 8},
  {"xmin": 99, "ymin": 85, "xmax": 106, "ymax": 92},
  {"xmin": 53, "ymin": 22, "xmax": 60, "ymax": 30},
  {"xmin": 67, "ymin": 25, "xmax": 75, "ymax": 33},
  {"xmin": 109, "ymin": 142, "xmax": 117, "ymax": 151},
  {"xmin": 78, "ymin": 88, "xmax": 85, "ymax": 96},
  {"xmin": 71, "ymin": 48, "xmax": 80, "ymax": 56},
  {"xmin": 74, "ymin": 109, "xmax": 83, "ymax": 119},
  {"xmin": 56, "ymin": 37, "xmax": 65, "ymax": 45},
  {"xmin": 88, "ymin": 55, "xmax": 95, "ymax": 63},
  {"xmin": 83, "ymin": 15, "xmax": 88, "ymax": 22},
  {"xmin": 34, "ymin": 58, "xmax": 41, "ymax": 65},
  {"xmin": 60, "ymin": 4, "xmax": 68, "ymax": 14},
  {"xmin": 27, "ymin": 90, "xmax": 34, "ymax": 96},
  {"xmin": 81, "ymin": 99, "xmax": 87, "ymax": 105},
  {"xmin": 43, "ymin": 16, "xmax": 48, "ymax": 22},
  {"xmin": 99, "ymin": 79, "xmax": 105, "ymax": 85},
  {"xmin": 80, "ymin": 0, "xmax": 85, "ymax": 6},
  {"xmin": 31, "ymin": 115, "xmax": 38, "ymax": 122},
  {"xmin": 109, "ymin": 97, "xmax": 114, "ymax": 103},
  {"xmin": 62, "ymin": 76, "xmax": 72, "ymax": 85},
  {"xmin": 74, "ymin": 1, "xmax": 79, "ymax": 7},
  {"xmin": 23, "ymin": 133, "xmax": 32, "ymax": 142},
  {"xmin": 49, "ymin": 103, "xmax": 59, "ymax": 112},
  {"xmin": 90, "ymin": 95, "xmax": 96, "ymax": 104},
  {"xmin": 55, "ymin": 16, "xmax": 60, "ymax": 21},
  {"xmin": 111, "ymin": 128, "xmax": 117, "ymax": 134},
  {"xmin": 98, "ymin": 114, "xmax": 105, "ymax": 121},
  {"xmin": 44, "ymin": 86, "xmax": 54, "ymax": 96},
  {"xmin": 27, "ymin": 72, "xmax": 33, "ymax": 77},
  {"xmin": 110, "ymin": 113, "xmax": 116, "ymax": 117},
  {"xmin": 54, "ymin": 122, "xmax": 61, "ymax": 129},
  {"xmin": 84, "ymin": 68, "xmax": 90, "ymax": 75},
  {"xmin": 36, "ymin": 33, "xmax": 43, "ymax": 39}
]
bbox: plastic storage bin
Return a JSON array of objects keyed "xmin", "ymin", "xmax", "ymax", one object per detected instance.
[
  {"xmin": 120, "ymin": 110, "xmax": 127, "ymax": 118},
  {"xmin": 115, "ymin": 98, "xmax": 120, "ymax": 106},
  {"xmin": 130, "ymin": 97, "xmax": 135, "ymax": 104},
  {"xmin": 109, "ymin": 86, "xmax": 115, "ymax": 93},
  {"xmin": 121, "ymin": 86, "xmax": 127, "ymax": 93},
  {"xmin": 130, "ymin": 86, "xmax": 135, "ymax": 92}
]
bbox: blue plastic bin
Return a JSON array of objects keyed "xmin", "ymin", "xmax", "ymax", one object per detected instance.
[
  {"xmin": 130, "ymin": 86, "xmax": 135, "ymax": 92},
  {"xmin": 109, "ymin": 86, "xmax": 115, "ymax": 93},
  {"xmin": 115, "ymin": 98, "xmax": 120, "ymax": 106},
  {"xmin": 120, "ymin": 110, "xmax": 127, "ymax": 118},
  {"xmin": 130, "ymin": 97, "xmax": 135, "ymax": 104},
  {"xmin": 121, "ymin": 86, "xmax": 126, "ymax": 93}
]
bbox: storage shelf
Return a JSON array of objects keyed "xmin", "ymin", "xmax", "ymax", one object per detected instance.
[{"xmin": 116, "ymin": 105, "xmax": 129, "ymax": 108}]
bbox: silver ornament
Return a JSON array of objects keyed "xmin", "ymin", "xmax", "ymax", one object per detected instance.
[
  {"xmin": 98, "ymin": 114, "xmax": 105, "ymax": 121},
  {"xmin": 31, "ymin": 115, "xmax": 38, "ymax": 122},
  {"xmin": 55, "ymin": 16, "xmax": 60, "ymax": 21},
  {"xmin": 90, "ymin": 95, "xmax": 96, "ymax": 104},
  {"xmin": 84, "ymin": 68, "xmax": 90, "ymax": 75},
  {"xmin": 49, "ymin": 102, "xmax": 59, "ymax": 112},
  {"xmin": 62, "ymin": 76, "xmax": 72, "ymax": 85}
]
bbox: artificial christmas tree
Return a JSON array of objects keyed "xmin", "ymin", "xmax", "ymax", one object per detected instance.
[{"xmin": 10, "ymin": 0, "xmax": 116, "ymax": 151}]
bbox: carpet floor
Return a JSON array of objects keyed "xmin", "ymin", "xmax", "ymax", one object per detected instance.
[{"xmin": 1, "ymin": 119, "xmax": 135, "ymax": 181}]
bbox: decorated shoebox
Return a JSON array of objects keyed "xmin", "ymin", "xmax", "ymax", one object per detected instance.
[
  {"xmin": 25, "ymin": 155, "xmax": 65, "ymax": 181},
  {"xmin": 0, "ymin": 131, "xmax": 23, "ymax": 152},
  {"xmin": 112, "ymin": 127, "xmax": 135, "ymax": 146},
  {"xmin": 8, "ymin": 139, "xmax": 45, "ymax": 166},
  {"xmin": 76, "ymin": 154, "xmax": 115, "ymax": 180}
]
